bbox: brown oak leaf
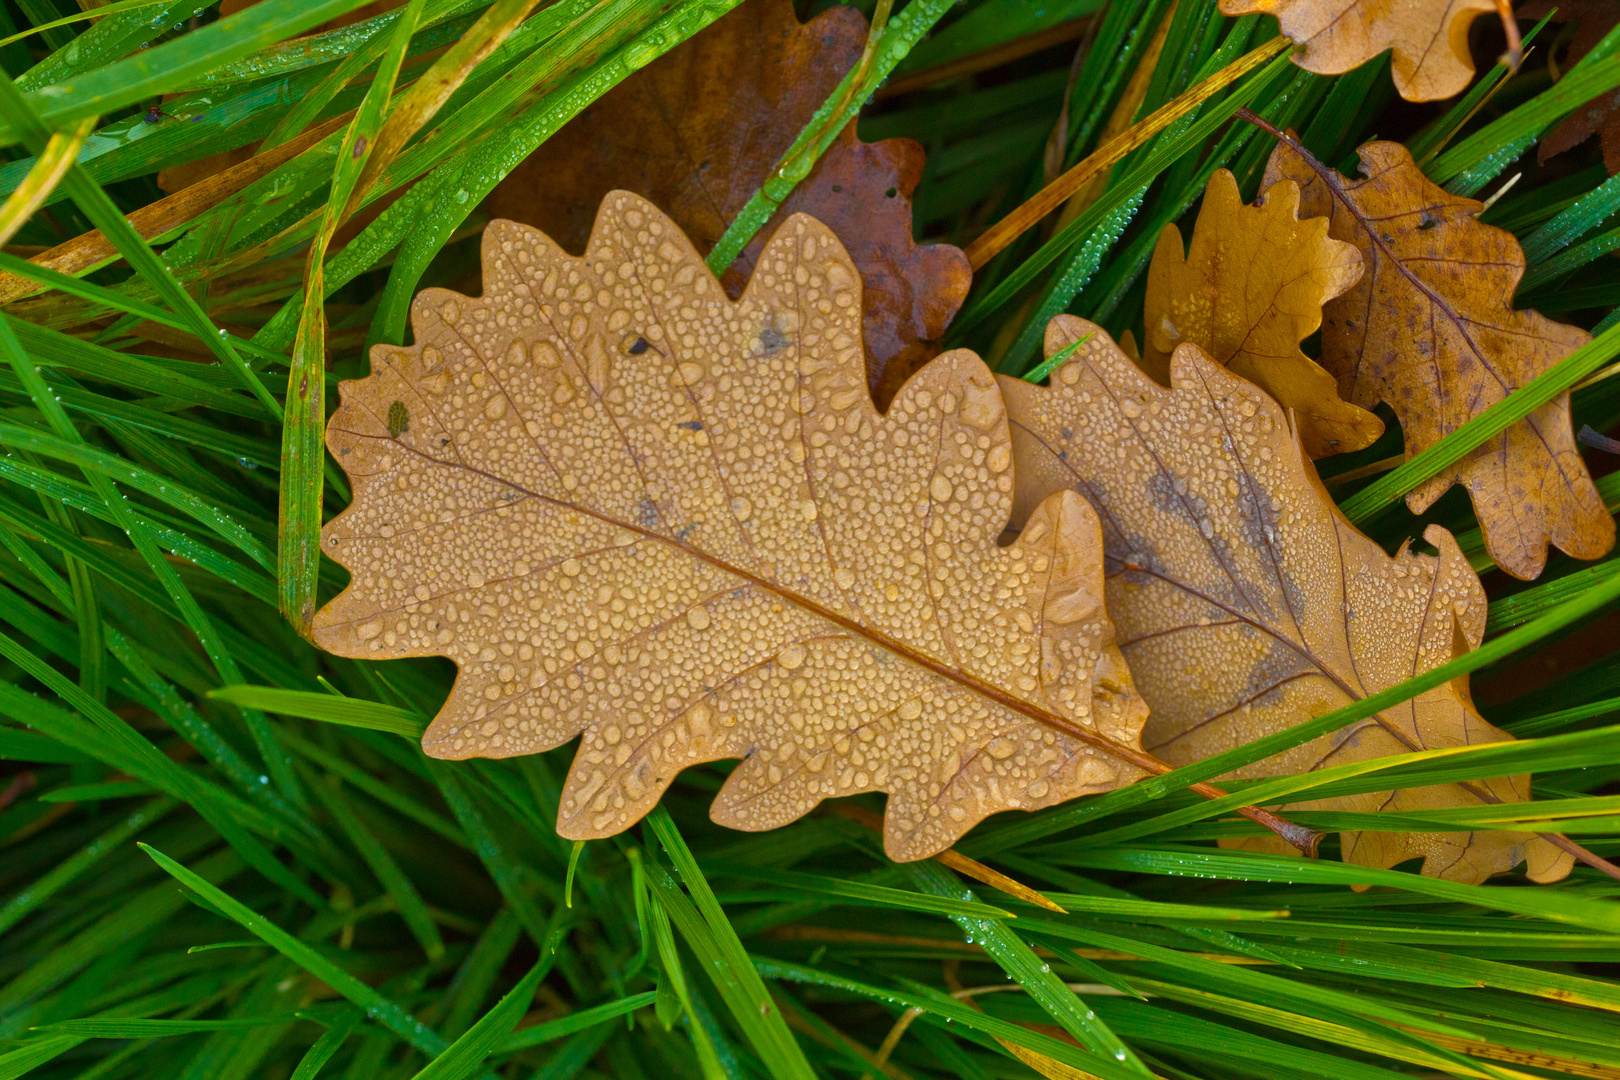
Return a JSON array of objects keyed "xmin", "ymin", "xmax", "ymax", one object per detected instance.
[
  {"xmin": 1000, "ymin": 317, "xmax": 1573, "ymax": 884},
  {"xmin": 1264, "ymin": 139, "xmax": 1614, "ymax": 580},
  {"xmin": 1521, "ymin": 0, "xmax": 1620, "ymax": 174},
  {"xmin": 1218, "ymin": 0, "xmax": 1496, "ymax": 102},
  {"xmin": 1142, "ymin": 168, "xmax": 1382, "ymax": 459},
  {"xmin": 483, "ymin": 0, "xmax": 970, "ymax": 407},
  {"xmin": 311, "ymin": 194, "xmax": 1146, "ymax": 861}
]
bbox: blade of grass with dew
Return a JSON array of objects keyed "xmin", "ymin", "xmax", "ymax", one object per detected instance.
[
  {"xmin": 707, "ymin": 863, "xmax": 1016, "ymax": 920},
  {"xmin": 408, "ymin": 949, "xmax": 555, "ymax": 1080},
  {"xmin": 1428, "ymin": 17, "xmax": 1620, "ymax": 187},
  {"xmin": 280, "ymin": 0, "xmax": 425, "ymax": 634},
  {"xmin": 645, "ymin": 807, "xmax": 816, "ymax": 1080},
  {"xmin": 949, "ymin": 45, "xmax": 1293, "ymax": 342},
  {"xmin": 138, "ymin": 843, "xmax": 450, "ymax": 1055},
  {"xmin": 0, "ymin": 75, "xmax": 280, "ymax": 417},
  {"xmin": 0, "ymin": 315, "xmax": 300, "ymax": 804},
  {"xmin": 909, "ymin": 858, "xmax": 1153, "ymax": 1074},
  {"xmin": 754, "ymin": 957, "xmax": 1153, "ymax": 1080},
  {"xmin": 705, "ymin": 0, "xmax": 960, "ymax": 276},
  {"xmin": 0, "ymin": 0, "xmax": 389, "ymax": 145}
]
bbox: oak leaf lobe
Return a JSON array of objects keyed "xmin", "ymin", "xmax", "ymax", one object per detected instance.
[
  {"xmin": 1264, "ymin": 139, "xmax": 1613, "ymax": 581},
  {"xmin": 1000, "ymin": 316, "xmax": 1572, "ymax": 884},
  {"xmin": 312, "ymin": 194, "xmax": 1146, "ymax": 861},
  {"xmin": 1219, "ymin": 0, "xmax": 1496, "ymax": 102},
  {"xmin": 483, "ymin": 0, "xmax": 970, "ymax": 406},
  {"xmin": 1143, "ymin": 168, "xmax": 1381, "ymax": 459}
]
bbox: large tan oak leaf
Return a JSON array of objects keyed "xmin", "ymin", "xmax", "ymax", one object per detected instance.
[
  {"xmin": 1265, "ymin": 140, "xmax": 1614, "ymax": 581},
  {"xmin": 1219, "ymin": 0, "xmax": 1495, "ymax": 102},
  {"xmin": 311, "ymin": 194, "xmax": 1148, "ymax": 861},
  {"xmin": 1143, "ymin": 168, "xmax": 1382, "ymax": 459},
  {"xmin": 1000, "ymin": 317, "xmax": 1572, "ymax": 884}
]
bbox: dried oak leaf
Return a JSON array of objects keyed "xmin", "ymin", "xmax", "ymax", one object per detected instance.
[
  {"xmin": 483, "ymin": 0, "xmax": 970, "ymax": 407},
  {"xmin": 1265, "ymin": 139, "xmax": 1614, "ymax": 580},
  {"xmin": 1521, "ymin": 0, "xmax": 1620, "ymax": 174},
  {"xmin": 311, "ymin": 194, "xmax": 1147, "ymax": 860},
  {"xmin": 1218, "ymin": 0, "xmax": 1495, "ymax": 102},
  {"xmin": 1142, "ymin": 168, "xmax": 1382, "ymax": 459},
  {"xmin": 1000, "ymin": 316, "xmax": 1573, "ymax": 884}
]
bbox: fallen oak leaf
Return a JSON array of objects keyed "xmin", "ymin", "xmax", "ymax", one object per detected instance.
[
  {"xmin": 1000, "ymin": 316, "xmax": 1573, "ymax": 884},
  {"xmin": 312, "ymin": 193, "xmax": 1149, "ymax": 861},
  {"xmin": 483, "ymin": 0, "xmax": 970, "ymax": 407},
  {"xmin": 1142, "ymin": 168, "xmax": 1382, "ymax": 459},
  {"xmin": 1218, "ymin": 0, "xmax": 1497, "ymax": 102},
  {"xmin": 1263, "ymin": 136, "xmax": 1614, "ymax": 580}
]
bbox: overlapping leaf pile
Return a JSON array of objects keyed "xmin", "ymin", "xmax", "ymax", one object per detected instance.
[
  {"xmin": 318, "ymin": 166, "xmax": 1600, "ymax": 882},
  {"xmin": 315, "ymin": 194, "xmax": 1147, "ymax": 862}
]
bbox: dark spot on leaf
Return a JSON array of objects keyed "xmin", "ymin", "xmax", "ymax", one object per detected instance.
[
  {"xmin": 678, "ymin": 420, "xmax": 703, "ymax": 431},
  {"xmin": 1417, "ymin": 213, "xmax": 1437, "ymax": 230},
  {"xmin": 831, "ymin": 184, "xmax": 842, "ymax": 193},
  {"xmin": 759, "ymin": 326, "xmax": 791, "ymax": 354},
  {"xmin": 636, "ymin": 497, "xmax": 659, "ymax": 528},
  {"xmin": 628, "ymin": 336, "xmax": 649, "ymax": 354},
  {"xmin": 387, "ymin": 401, "xmax": 409, "ymax": 439},
  {"xmin": 352, "ymin": 135, "xmax": 367, "ymax": 159},
  {"xmin": 884, "ymin": 187, "xmax": 897, "ymax": 198}
]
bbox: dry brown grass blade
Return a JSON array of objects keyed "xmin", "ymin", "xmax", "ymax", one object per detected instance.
[
  {"xmin": 0, "ymin": 111, "xmax": 353, "ymax": 306},
  {"xmin": 961, "ymin": 35, "xmax": 1289, "ymax": 271},
  {"xmin": 1392, "ymin": 1026, "xmax": 1620, "ymax": 1080},
  {"xmin": 1049, "ymin": 3, "xmax": 1172, "ymax": 234},
  {"xmin": 311, "ymin": 193, "xmax": 1161, "ymax": 861},
  {"xmin": 1141, "ymin": 168, "xmax": 1382, "ymax": 458},
  {"xmin": 873, "ymin": 982, "xmax": 1155, "ymax": 1080},
  {"xmin": 1217, "ymin": 0, "xmax": 1498, "ymax": 102},
  {"xmin": 0, "ymin": 117, "xmax": 95, "ymax": 249},
  {"xmin": 345, "ymin": 0, "xmax": 545, "ymax": 217},
  {"xmin": 822, "ymin": 802, "xmax": 1068, "ymax": 913},
  {"xmin": 1000, "ymin": 317, "xmax": 1574, "ymax": 885}
]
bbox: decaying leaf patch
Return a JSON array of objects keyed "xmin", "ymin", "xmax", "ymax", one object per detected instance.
[
  {"xmin": 1000, "ymin": 317, "xmax": 1572, "ymax": 884},
  {"xmin": 1142, "ymin": 168, "xmax": 1381, "ymax": 459},
  {"xmin": 1265, "ymin": 139, "xmax": 1614, "ymax": 581},
  {"xmin": 312, "ymin": 193, "xmax": 1146, "ymax": 861},
  {"xmin": 483, "ymin": 0, "xmax": 971, "ymax": 406},
  {"xmin": 1218, "ymin": 0, "xmax": 1496, "ymax": 102}
]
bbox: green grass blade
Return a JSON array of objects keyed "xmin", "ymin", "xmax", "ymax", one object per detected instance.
[
  {"xmin": 408, "ymin": 951, "xmax": 553, "ymax": 1079},
  {"xmin": 646, "ymin": 807, "xmax": 815, "ymax": 1080},
  {"xmin": 138, "ymin": 843, "xmax": 451, "ymax": 1055}
]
